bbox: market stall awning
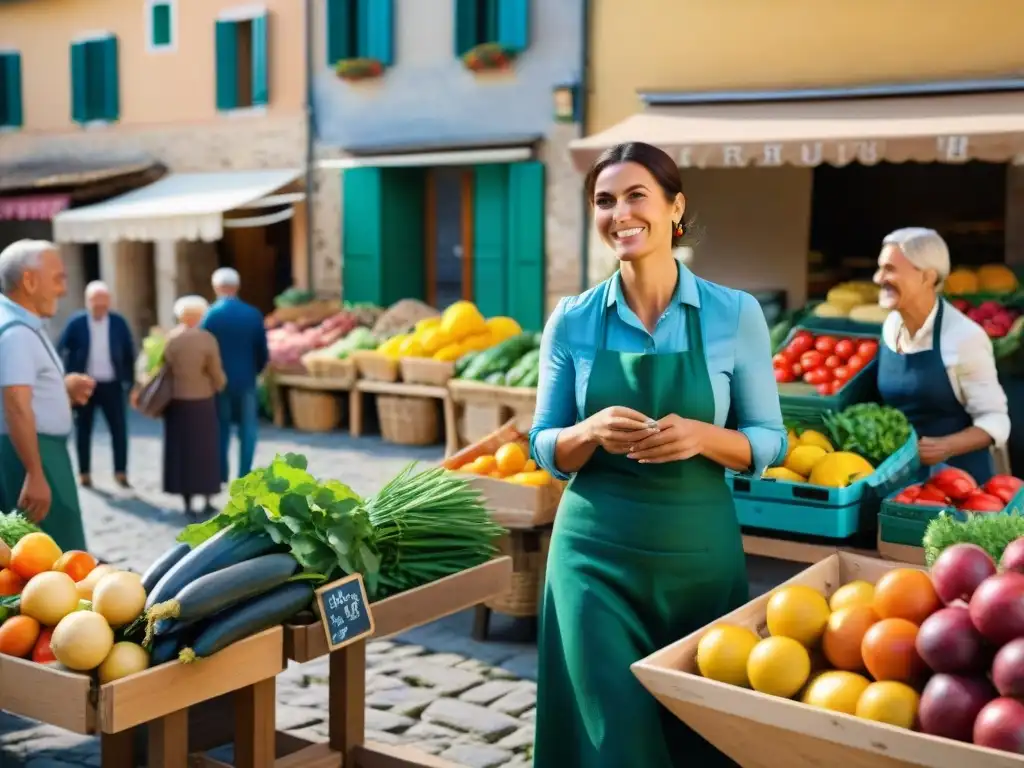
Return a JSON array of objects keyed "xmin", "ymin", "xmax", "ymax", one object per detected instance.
[
  {"xmin": 0, "ymin": 194, "xmax": 70, "ymax": 221},
  {"xmin": 52, "ymin": 168, "xmax": 302, "ymax": 244},
  {"xmin": 318, "ymin": 135, "xmax": 539, "ymax": 169},
  {"xmin": 569, "ymin": 91, "xmax": 1024, "ymax": 171}
]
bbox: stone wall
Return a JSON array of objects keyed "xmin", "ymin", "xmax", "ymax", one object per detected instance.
[{"xmin": 541, "ymin": 123, "xmax": 585, "ymax": 314}]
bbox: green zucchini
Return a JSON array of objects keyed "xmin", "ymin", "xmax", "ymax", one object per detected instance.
[
  {"xmin": 151, "ymin": 553, "xmax": 298, "ymax": 634},
  {"xmin": 180, "ymin": 582, "xmax": 314, "ymax": 662},
  {"xmin": 145, "ymin": 527, "xmax": 280, "ymax": 610},
  {"xmin": 454, "ymin": 351, "xmax": 480, "ymax": 377},
  {"xmin": 140, "ymin": 543, "xmax": 191, "ymax": 593},
  {"xmin": 485, "ymin": 371, "xmax": 506, "ymax": 385},
  {"xmin": 518, "ymin": 367, "xmax": 539, "ymax": 388},
  {"xmin": 462, "ymin": 333, "xmax": 537, "ymax": 381},
  {"xmin": 506, "ymin": 349, "xmax": 541, "ymax": 386}
]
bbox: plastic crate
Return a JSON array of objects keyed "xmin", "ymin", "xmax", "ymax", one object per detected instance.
[
  {"xmin": 776, "ymin": 325, "xmax": 881, "ymax": 426},
  {"xmin": 879, "ymin": 478, "xmax": 1024, "ymax": 523},
  {"xmin": 730, "ymin": 431, "xmax": 920, "ymax": 539},
  {"xmin": 799, "ymin": 303, "xmax": 884, "ymax": 336},
  {"xmin": 878, "ymin": 513, "xmax": 931, "ymax": 547}
]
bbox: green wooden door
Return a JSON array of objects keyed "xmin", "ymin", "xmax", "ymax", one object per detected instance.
[{"xmin": 472, "ymin": 165, "xmax": 510, "ymax": 318}]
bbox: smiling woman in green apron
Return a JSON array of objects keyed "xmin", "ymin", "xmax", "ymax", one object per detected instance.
[
  {"xmin": 0, "ymin": 240, "xmax": 91, "ymax": 553},
  {"xmin": 529, "ymin": 142, "xmax": 787, "ymax": 767},
  {"xmin": 874, "ymin": 228, "xmax": 1010, "ymax": 483}
]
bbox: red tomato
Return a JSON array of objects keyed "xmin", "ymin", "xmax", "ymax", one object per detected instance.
[
  {"xmin": 816, "ymin": 382, "xmax": 832, "ymax": 395},
  {"xmin": 805, "ymin": 367, "xmax": 831, "ymax": 385},
  {"xmin": 824, "ymin": 355, "xmax": 842, "ymax": 369},
  {"xmin": 930, "ymin": 467, "xmax": 978, "ymax": 501},
  {"xmin": 814, "ymin": 336, "xmax": 838, "ymax": 354},
  {"xmin": 893, "ymin": 484, "xmax": 923, "ymax": 504},
  {"xmin": 845, "ymin": 354, "xmax": 865, "ymax": 373},
  {"xmin": 800, "ymin": 351, "xmax": 825, "ymax": 370},
  {"xmin": 833, "ymin": 339, "xmax": 856, "ymax": 359},
  {"xmin": 791, "ymin": 362, "xmax": 803, "ymax": 378},
  {"xmin": 31, "ymin": 628, "xmax": 56, "ymax": 664},
  {"xmin": 857, "ymin": 340, "xmax": 879, "ymax": 360},
  {"xmin": 788, "ymin": 333, "xmax": 814, "ymax": 356},
  {"xmin": 959, "ymin": 493, "xmax": 1006, "ymax": 513},
  {"xmin": 833, "ymin": 366, "xmax": 851, "ymax": 383},
  {"xmin": 774, "ymin": 367, "xmax": 795, "ymax": 383},
  {"xmin": 984, "ymin": 475, "xmax": 1024, "ymax": 504},
  {"xmin": 830, "ymin": 379, "xmax": 844, "ymax": 395},
  {"xmin": 772, "ymin": 353, "xmax": 789, "ymax": 369},
  {"xmin": 917, "ymin": 484, "xmax": 951, "ymax": 504}
]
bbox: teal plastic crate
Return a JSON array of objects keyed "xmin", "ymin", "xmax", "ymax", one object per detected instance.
[
  {"xmin": 776, "ymin": 325, "xmax": 880, "ymax": 426},
  {"xmin": 730, "ymin": 431, "xmax": 920, "ymax": 539},
  {"xmin": 878, "ymin": 513, "xmax": 930, "ymax": 547},
  {"xmin": 879, "ymin": 478, "xmax": 1024, "ymax": 523}
]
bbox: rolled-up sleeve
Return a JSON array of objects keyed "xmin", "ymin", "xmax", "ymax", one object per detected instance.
[
  {"xmin": 0, "ymin": 327, "xmax": 37, "ymax": 388},
  {"xmin": 529, "ymin": 298, "xmax": 576, "ymax": 481},
  {"xmin": 954, "ymin": 332, "xmax": 1010, "ymax": 447},
  {"xmin": 732, "ymin": 293, "xmax": 788, "ymax": 474}
]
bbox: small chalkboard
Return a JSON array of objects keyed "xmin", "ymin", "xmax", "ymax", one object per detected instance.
[{"xmin": 314, "ymin": 573, "xmax": 375, "ymax": 651}]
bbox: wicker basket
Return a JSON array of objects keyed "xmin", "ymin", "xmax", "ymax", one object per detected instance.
[
  {"xmin": 305, "ymin": 356, "xmax": 356, "ymax": 386},
  {"xmin": 352, "ymin": 351, "xmax": 400, "ymax": 382},
  {"xmin": 376, "ymin": 395, "xmax": 440, "ymax": 445},
  {"xmin": 485, "ymin": 529, "xmax": 549, "ymax": 617},
  {"xmin": 400, "ymin": 357, "xmax": 455, "ymax": 385},
  {"xmin": 288, "ymin": 389, "xmax": 342, "ymax": 433}
]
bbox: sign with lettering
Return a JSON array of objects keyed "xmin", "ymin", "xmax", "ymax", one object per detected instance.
[{"xmin": 315, "ymin": 573, "xmax": 375, "ymax": 651}]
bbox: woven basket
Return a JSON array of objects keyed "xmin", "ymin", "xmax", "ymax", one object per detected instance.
[
  {"xmin": 485, "ymin": 529, "xmax": 549, "ymax": 617},
  {"xmin": 306, "ymin": 356, "xmax": 356, "ymax": 386},
  {"xmin": 288, "ymin": 389, "xmax": 342, "ymax": 433},
  {"xmin": 352, "ymin": 351, "xmax": 400, "ymax": 382},
  {"xmin": 376, "ymin": 395, "xmax": 440, "ymax": 445},
  {"xmin": 400, "ymin": 357, "xmax": 455, "ymax": 385}
]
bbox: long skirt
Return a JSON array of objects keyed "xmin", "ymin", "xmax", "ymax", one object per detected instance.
[{"xmin": 163, "ymin": 397, "xmax": 221, "ymax": 496}]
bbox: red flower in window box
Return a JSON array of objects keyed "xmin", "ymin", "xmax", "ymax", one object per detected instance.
[
  {"xmin": 335, "ymin": 57, "xmax": 386, "ymax": 82},
  {"xmin": 462, "ymin": 43, "xmax": 515, "ymax": 73}
]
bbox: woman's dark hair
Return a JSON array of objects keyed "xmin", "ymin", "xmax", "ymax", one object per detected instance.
[{"xmin": 583, "ymin": 142, "xmax": 694, "ymax": 248}]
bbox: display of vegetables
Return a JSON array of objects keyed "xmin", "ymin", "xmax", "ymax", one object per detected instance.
[
  {"xmin": 450, "ymin": 441, "xmax": 553, "ymax": 486},
  {"xmin": 821, "ymin": 403, "xmax": 912, "ymax": 465},
  {"xmin": 772, "ymin": 329, "xmax": 879, "ymax": 394},
  {"xmin": 949, "ymin": 298, "xmax": 1023, "ymax": 340},
  {"xmin": 376, "ymin": 301, "xmax": 524, "ymax": 364},
  {"xmin": 268, "ymin": 310, "xmax": 364, "ymax": 369},
  {"xmin": 811, "ymin": 281, "xmax": 889, "ymax": 324},
  {"xmin": 457, "ymin": 333, "xmax": 541, "ymax": 386},
  {"xmin": 762, "ymin": 429, "xmax": 875, "ymax": 488},
  {"xmin": 945, "ymin": 264, "xmax": 1019, "ymax": 296},
  {"xmin": 924, "ymin": 512, "xmax": 1024, "ymax": 567},
  {"xmin": 892, "ymin": 470, "xmax": 1023, "ymax": 515}
]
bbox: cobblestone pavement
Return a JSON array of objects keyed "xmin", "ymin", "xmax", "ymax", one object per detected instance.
[{"xmin": 1, "ymin": 414, "xmax": 541, "ymax": 768}]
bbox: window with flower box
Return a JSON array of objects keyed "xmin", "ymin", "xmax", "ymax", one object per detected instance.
[
  {"xmin": 454, "ymin": 0, "xmax": 529, "ymax": 65},
  {"xmin": 326, "ymin": 0, "xmax": 394, "ymax": 77}
]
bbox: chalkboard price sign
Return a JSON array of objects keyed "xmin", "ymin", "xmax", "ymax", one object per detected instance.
[{"xmin": 315, "ymin": 573, "xmax": 375, "ymax": 651}]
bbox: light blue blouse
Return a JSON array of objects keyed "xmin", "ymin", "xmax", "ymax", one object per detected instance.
[{"xmin": 529, "ymin": 262, "xmax": 788, "ymax": 481}]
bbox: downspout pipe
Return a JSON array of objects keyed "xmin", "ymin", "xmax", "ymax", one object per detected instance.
[
  {"xmin": 304, "ymin": 0, "xmax": 316, "ymax": 292},
  {"xmin": 577, "ymin": 0, "xmax": 591, "ymax": 293}
]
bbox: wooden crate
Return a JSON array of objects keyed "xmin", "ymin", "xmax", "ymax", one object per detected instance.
[
  {"xmin": 631, "ymin": 553, "xmax": 1023, "ymax": 768},
  {"xmin": 446, "ymin": 380, "xmax": 538, "ymax": 452},
  {"xmin": 442, "ymin": 419, "xmax": 565, "ymax": 529},
  {"xmin": 283, "ymin": 557, "xmax": 512, "ymax": 663},
  {"xmin": 351, "ymin": 351, "xmax": 400, "ymax": 382},
  {"xmin": 400, "ymin": 357, "xmax": 455, "ymax": 386}
]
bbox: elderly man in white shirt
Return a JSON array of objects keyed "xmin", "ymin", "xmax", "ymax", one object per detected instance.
[{"xmin": 874, "ymin": 227, "xmax": 1010, "ymax": 482}]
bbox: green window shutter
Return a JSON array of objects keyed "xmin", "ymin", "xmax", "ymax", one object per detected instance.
[
  {"xmin": 380, "ymin": 168, "xmax": 425, "ymax": 304},
  {"xmin": 152, "ymin": 3, "xmax": 172, "ymax": 46},
  {"xmin": 1, "ymin": 55, "xmax": 22, "ymax": 128},
  {"xmin": 99, "ymin": 37, "xmax": 119, "ymax": 121},
  {"xmin": 472, "ymin": 164, "xmax": 510, "ymax": 317},
  {"xmin": 497, "ymin": 0, "xmax": 529, "ymax": 52},
  {"xmin": 453, "ymin": 0, "xmax": 479, "ymax": 56},
  {"xmin": 215, "ymin": 20, "xmax": 238, "ymax": 110},
  {"xmin": 251, "ymin": 14, "xmax": 269, "ymax": 106},
  {"xmin": 326, "ymin": 0, "xmax": 353, "ymax": 64},
  {"xmin": 505, "ymin": 161, "xmax": 545, "ymax": 331},
  {"xmin": 70, "ymin": 42, "xmax": 88, "ymax": 123},
  {"xmin": 342, "ymin": 168, "xmax": 385, "ymax": 305},
  {"xmin": 364, "ymin": 0, "xmax": 394, "ymax": 66}
]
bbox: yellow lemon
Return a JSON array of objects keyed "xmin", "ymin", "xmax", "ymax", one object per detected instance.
[
  {"xmin": 441, "ymin": 302, "xmax": 487, "ymax": 341},
  {"xmin": 415, "ymin": 317, "xmax": 441, "ymax": 333},
  {"xmin": 785, "ymin": 445, "xmax": 827, "ymax": 477},
  {"xmin": 808, "ymin": 451, "xmax": 874, "ymax": 488},
  {"xmin": 397, "ymin": 336, "xmax": 425, "ymax": 358},
  {"xmin": 855, "ymin": 681, "xmax": 920, "ymax": 729},
  {"xmin": 766, "ymin": 585, "xmax": 831, "ymax": 647},
  {"xmin": 418, "ymin": 326, "xmax": 452, "ymax": 355},
  {"xmin": 746, "ymin": 636, "xmax": 811, "ymax": 698},
  {"xmin": 762, "ymin": 467, "xmax": 806, "ymax": 483},
  {"xmin": 485, "ymin": 316, "xmax": 522, "ymax": 341},
  {"xmin": 828, "ymin": 580, "xmax": 876, "ymax": 612},
  {"xmin": 696, "ymin": 625, "xmax": 761, "ymax": 687},
  {"xmin": 796, "ymin": 430, "xmax": 834, "ymax": 453},
  {"xmin": 802, "ymin": 671, "xmax": 871, "ymax": 715}
]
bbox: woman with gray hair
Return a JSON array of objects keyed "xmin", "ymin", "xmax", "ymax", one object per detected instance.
[
  {"xmin": 874, "ymin": 227, "xmax": 1009, "ymax": 482},
  {"xmin": 158, "ymin": 295, "xmax": 226, "ymax": 517}
]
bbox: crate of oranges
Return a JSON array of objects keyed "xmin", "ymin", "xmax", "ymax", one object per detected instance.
[{"xmin": 442, "ymin": 420, "xmax": 566, "ymax": 529}]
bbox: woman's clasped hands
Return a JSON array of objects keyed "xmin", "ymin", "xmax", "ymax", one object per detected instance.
[{"xmin": 586, "ymin": 407, "xmax": 706, "ymax": 464}]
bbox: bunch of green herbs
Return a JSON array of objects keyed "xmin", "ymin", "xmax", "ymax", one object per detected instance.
[
  {"xmin": 923, "ymin": 512, "xmax": 1024, "ymax": 566},
  {"xmin": 0, "ymin": 511, "xmax": 40, "ymax": 547},
  {"xmin": 822, "ymin": 403, "xmax": 911, "ymax": 464}
]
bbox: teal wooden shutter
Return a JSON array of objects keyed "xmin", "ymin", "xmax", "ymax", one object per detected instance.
[
  {"xmin": 364, "ymin": 0, "xmax": 394, "ymax": 65},
  {"xmin": 215, "ymin": 20, "xmax": 238, "ymax": 110},
  {"xmin": 251, "ymin": 14, "xmax": 269, "ymax": 106},
  {"xmin": 497, "ymin": 0, "xmax": 529, "ymax": 52},
  {"xmin": 151, "ymin": 2, "xmax": 172, "ymax": 46},
  {"xmin": 326, "ymin": 0, "xmax": 353, "ymax": 64},
  {"xmin": 1, "ymin": 55, "xmax": 22, "ymax": 128},
  {"xmin": 70, "ymin": 42, "xmax": 88, "ymax": 122},
  {"xmin": 342, "ymin": 168, "xmax": 384, "ymax": 304},
  {"xmin": 505, "ymin": 162, "xmax": 545, "ymax": 331},
  {"xmin": 380, "ymin": 168, "xmax": 425, "ymax": 303},
  {"xmin": 100, "ymin": 37, "xmax": 119, "ymax": 121},
  {"xmin": 453, "ymin": 0, "xmax": 478, "ymax": 56},
  {"xmin": 472, "ymin": 165, "xmax": 510, "ymax": 317}
]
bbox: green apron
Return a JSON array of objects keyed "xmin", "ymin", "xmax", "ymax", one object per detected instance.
[{"xmin": 534, "ymin": 300, "xmax": 747, "ymax": 767}]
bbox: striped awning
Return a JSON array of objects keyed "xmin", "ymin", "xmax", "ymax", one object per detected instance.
[{"xmin": 0, "ymin": 194, "xmax": 70, "ymax": 221}]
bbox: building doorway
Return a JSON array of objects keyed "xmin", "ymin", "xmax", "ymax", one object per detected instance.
[{"xmin": 431, "ymin": 167, "xmax": 466, "ymax": 311}]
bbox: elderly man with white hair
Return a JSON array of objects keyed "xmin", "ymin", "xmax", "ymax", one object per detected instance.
[
  {"xmin": 0, "ymin": 239, "xmax": 92, "ymax": 551},
  {"xmin": 201, "ymin": 267, "xmax": 269, "ymax": 482},
  {"xmin": 874, "ymin": 227, "xmax": 1010, "ymax": 481},
  {"xmin": 57, "ymin": 280, "xmax": 136, "ymax": 489}
]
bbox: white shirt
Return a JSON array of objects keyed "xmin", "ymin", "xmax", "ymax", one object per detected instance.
[
  {"xmin": 881, "ymin": 301, "xmax": 1011, "ymax": 447},
  {"xmin": 87, "ymin": 315, "xmax": 116, "ymax": 383}
]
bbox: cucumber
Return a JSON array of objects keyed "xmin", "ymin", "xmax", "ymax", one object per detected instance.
[
  {"xmin": 145, "ymin": 527, "xmax": 280, "ymax": 610},
  {"xmin": 485, "ymin": 371, "xmax": 505, "ymax": 385},
  {"xmin": 140, "ymin": 543, "xmax": 191, "ymax": 593},
  {"xmin": 519, "ymin": 367, "xmax": 539, "ymax": 388},
  {"xmin": 505, "ymin": 348, "xmax": 541, "ymax": 386},
  {"xmin": 462, "ymin": 334, "xmax": 537, "ymax": 381},
  {"xmin": 454, "ymin": 351, "xmax": 480, "ymax": 377},
  {"xmin": 151, "ymin": 553, "xmax": 299, "ymax": 632},
  {"xmin": 181, "ymin": 582, "xmax": 315, "ymax": 662}
]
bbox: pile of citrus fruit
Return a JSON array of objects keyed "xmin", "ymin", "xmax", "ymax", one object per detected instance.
[{"xmin": 696, "ymin": 569, "xmax": 941, "ymax": 730}]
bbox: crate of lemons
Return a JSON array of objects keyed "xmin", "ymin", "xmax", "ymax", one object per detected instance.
[
  {"xmin": 452, "ymin": 441, "xmax": 553, "ymax": 487},
  {"xmin": 763, "ymin": 429, "xmax": 874, "ymax": 488},
  {"xmin": 376, "ymin": 301, "xmax": 523, "ymax": 363},
  {"xmin": 811, "ymin": 281, "xmax": 889, "ymax": 324}
]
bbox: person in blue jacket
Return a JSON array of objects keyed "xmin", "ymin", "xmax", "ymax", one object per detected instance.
[
  {"xmin": 201, "ymin": 268, "xmax": 269, "ymax": 482},
  {"xmin": 58, "ymin": 280, "xmax": 136, "ymax": 489}
]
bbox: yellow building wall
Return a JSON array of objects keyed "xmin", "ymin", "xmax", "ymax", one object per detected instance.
[
  {"xmin": 0, "ymin": 0, "xmax": 305, "ymax": 134},
  {"xmin": 589, "ymin": 0, "xmax": 1024, "ymax": 132}
]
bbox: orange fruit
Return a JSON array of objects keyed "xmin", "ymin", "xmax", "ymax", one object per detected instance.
[
  {"xmin": 861, "ymin": 618, "xmax": 925, "ymax": 683},
  {"xmin": 829, "ymin": 580, "xmax": 875, "ymax": 612},
  {"xmin": 9, "ymin": 533, "xmax": 62, "ymax": 581},
  {"xmin": 495, "ymin": 443, "xmax": 527, "ymax": 476},
  {"xmin": 856, "ymin": 681, "xmax": 920, "ymax": 729},
  {"xmin": 873, "ymin": 569, "xmax": 940, "ymax": 625},
  {"xmin": 0, "ymin": 568, "xmax": 25, "ymax": 596},
  {"xmin": 53, "ymin": 551, "xmax": 98, "ymax": 582},
  {"xmin": 0, "ymin": 615, "xmax": 40, "ymax": 658},
  {"xmin": 822, "ymin": 605, "xmax": 878, "ymax": 671}
]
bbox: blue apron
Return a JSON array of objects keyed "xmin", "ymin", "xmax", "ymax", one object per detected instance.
[{"xmin": 877, "ymin": 299, "xmax": 994, "ymax": 483}]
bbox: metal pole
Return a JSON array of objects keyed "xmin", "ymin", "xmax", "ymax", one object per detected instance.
[
  {"xmin": 578, "ymin": 0, "xmax": 592, "ymax": 293},
  {"xmin": 304, "ymin": 0, "xmax": 316, "ymax": 293}
]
